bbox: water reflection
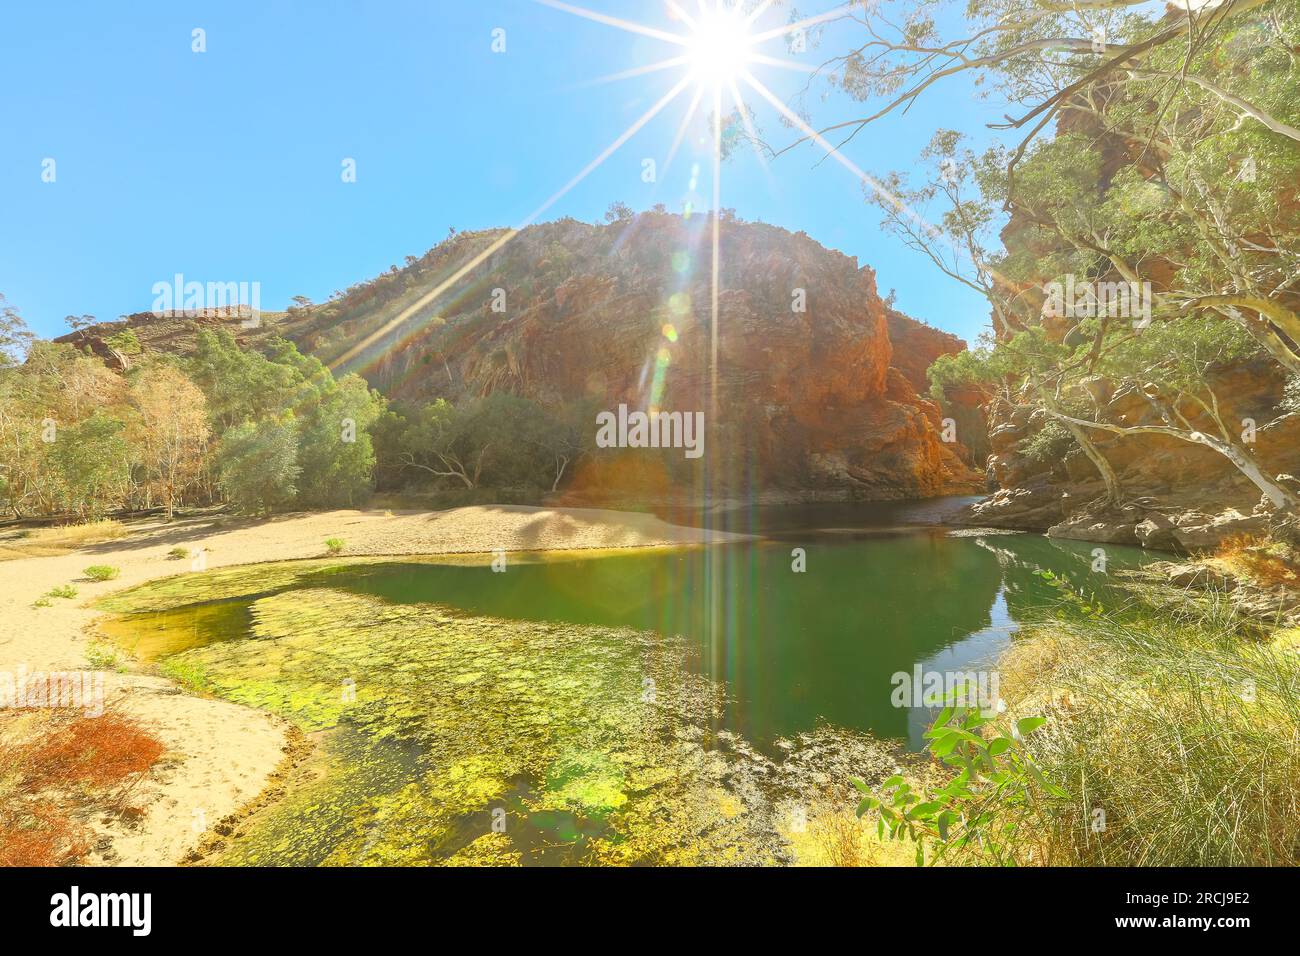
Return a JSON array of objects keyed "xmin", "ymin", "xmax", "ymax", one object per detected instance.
[{"xmin": 108, "ymin": 517, "xmax": 1150, "ymax": 751}]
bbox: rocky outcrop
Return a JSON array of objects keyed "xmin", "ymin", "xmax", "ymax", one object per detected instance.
[
  {"xmin": 57, "ymin": 214, "xmax": 983, "ymax": 502},
  {"xmin": 885, "ymin": 308, "xmax": 989, "ymax": 469},
  {"xmin": 953, "ymin": 78, "xmax": 1300, "ymax": 551},
  {"xmin": 965, "ymin": 356, "xmax": 1300, "ymax": 551},
  {"xmin": 1139, "ymin": 559, "xmax": 1300, "ymax": 628}
]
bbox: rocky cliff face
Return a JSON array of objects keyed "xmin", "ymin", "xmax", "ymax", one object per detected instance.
[
  {"xmin": 884, "ymin": 308, "xmax": 989, "ymax": 470},
  {"xmin": 59, "ymin": 214, "xmax": 982, "ymax": 502},
  {"xmin": 959, "ymin": 101, "xmax": 1300, "ymax": 551},
  {"xmin": 971, "ymin": 358, "xmax": 1300, "ymax": 550}
]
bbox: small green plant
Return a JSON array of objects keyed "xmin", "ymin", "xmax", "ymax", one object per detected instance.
[
  {"xmin": 45, "ymin": 584, "xmax": 78, "ymax": 599},
  {"xmin": 1034, "ymin": 568, "xmax": 1104, "ymax": 616},
  {"xmin": 852, "ymin": 688, "xmax": 1063, "ymax": 866},
  {"xmin": 167, "ymin": 546, "xmax": 190, "ymax": 560},
  {"xmin": 159, "ymin": 657, "xmax": 210, "ymax": 691},
  {"xmin": 324, "ymin": 537, "xmax": 345, "ymax": 555},
  {"xmin": 32, "ymin": 596, "xmax": 52, "ymax": 608},
  {"xmin": 85, "ymin": 642, "xmax": 127, "ymax": 672},
  {"xmin": 83, "ymin": 565, "xmax": 120, "ymax": 582}
]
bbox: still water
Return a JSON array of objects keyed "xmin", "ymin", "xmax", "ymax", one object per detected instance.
[{"xmin": 106, "ymin": 500, "xmax": 1151, "ymax": 752}]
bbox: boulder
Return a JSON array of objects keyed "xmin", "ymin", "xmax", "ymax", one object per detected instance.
[
  {"xmin": 1171, "ymin": 509, "xmax": 1270, "ymax": 552},
  {"xmin": 1134, "ymin": 513, "xmax": 1178, "ymax": 550}
]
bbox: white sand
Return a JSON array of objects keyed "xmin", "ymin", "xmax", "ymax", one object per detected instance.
[{"xmin": 0, "ymin": 506, "xmax": 740, "ymax": 865}]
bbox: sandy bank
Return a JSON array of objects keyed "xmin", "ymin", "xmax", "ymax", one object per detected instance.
[{"xmin": 0, "ymin": 505, "xmax": 742, "ymax": 865}]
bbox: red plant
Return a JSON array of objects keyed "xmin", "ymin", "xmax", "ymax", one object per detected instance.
[
  {"xmin": 24, "ymin": 714, "xmax": 166, "ymax": 792},
  {"xmin": 0, "ymin": 711, "xmax": 166, "ymax": 866},
  {"xmin": 0, "ymin": 803, "xmax": 91, "ymax": 867}
]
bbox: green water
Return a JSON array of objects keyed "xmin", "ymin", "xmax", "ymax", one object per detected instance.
[{"xmin": 98, "ymin": 504, "xmax": 1154, "ymax": 865}]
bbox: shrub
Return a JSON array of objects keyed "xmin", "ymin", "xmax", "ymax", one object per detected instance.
[
  {"xmin": 85, "ymin": 642, "xmax": 126, "ymax": 672},
  {"xmin": 167, "ymin": 546, "xmax": 190, "ymax": 560},
  {"xmin": 0, "ymin": 711, "xmax": 165, "ymax": 865},
  {"xmin": 83, "ymin": 565, "xmax": 120, "ymax": 582},
  {"xmin": 46, "ymin": 584, "xmax": 78, "ymax": 599},
  {"xmin": 325, "ymin": 537, "xmax": 345, "ymax": 555},
  {"xmin": 0, "ymin": 802, "xmax": 90, "ymax": 867},
  {"xmin": 216, "ymin": 417, "xmax": 301, "ymax": 515},
  {"xmin": 24, "ymin": 714, "xmax": 165, "ymax": 791},
  {"xmin": 852, "ymin": 691, "xmax": 1060, "ymax": 866}
]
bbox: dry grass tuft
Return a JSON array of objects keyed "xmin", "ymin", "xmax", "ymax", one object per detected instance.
[{"xmin": 0, "ymin": 519, "xmax": 130, "ymax": 562}]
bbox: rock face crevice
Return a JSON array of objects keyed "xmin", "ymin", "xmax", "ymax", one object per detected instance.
[{"xmin": 58, "ymin": 214, "xmax": 982, "ymax": 502}]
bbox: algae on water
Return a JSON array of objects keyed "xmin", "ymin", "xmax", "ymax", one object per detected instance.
[{"xmin": 103, "ymin": 563, "xmax": 905, "ymax": 866}]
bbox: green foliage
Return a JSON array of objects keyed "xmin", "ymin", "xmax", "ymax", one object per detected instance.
[
  {"xmin": 83, "ymin": 565, "xmax": 120, "ymax": 582},
  {"xmin": 216, "ymin": 417, "xmax": 302, "ymax": 515},
  {"xmin": 188, "ymin": 330, "xmax": 301, "ymax": 431},
  {"xmin": 1004, "ymin": 585, "xmax": 1300, "ymax": 865},
  {"xmin": 384, "ymin": 393, "xmax": 582, "ymax": 492},
  {"xmin": 85, "ymin": 642, "xmax": 127, "ymax": 672},
  {"xmin": 926, "ymin": 347, "xmax": 996, "ymax": 402},
  {"xmin": 852, "ymin": 688, "xmax": 1062, "ymax": 866},
  {"xmin": 1096, "ymin": 314, "xmax": 1263, "ymax": 395},
  {"xmin": 45, "ymin": 584, "xmax": 78, "ymax": 599},
  {"xmin": 324, "ymin": 537, "xmax": 345, "ymax": 555},
  {"xmin": 187, "ymin": 330, "xmax": 390, "ymax": 513},
  {"xmin": 46, "ymin": 412, "xmax": 132, "ymax": 519},
  {"xmin": 158, "ymin": 656, "xmax": 210, "ymax": 692},
  {"xmin": 0, "ymin": 293, "xmax": 33, "ymax": 368},
  {"xmin": 105, "ymin": 328, "xmax": 142, "ymax": 356},
  {"xmin": 1285, "ymin": 375, "xmax": 1300, "ymax": 414},
  {"xmin": 1019, "ymin": 418, "xmax": 1076, "ymax": 464},
  {"xmin": 167, "ymin": 546, "xmax": 189, "ymax": 560},
  {"xmin": 296, "ymin": 375, "xmax": 385, "ymax": 508}
]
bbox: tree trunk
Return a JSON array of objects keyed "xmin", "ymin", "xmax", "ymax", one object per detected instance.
[
  {"xmin": 1049, "ymin": 411, "xmax": 1299, "ymax": 513},
  {"xmin": 1205, "ymin": 433, "xmax": 1300, "ymax": 512},
  {"xmin": 1038, "ymin": 389, "xmax": 1122, "ymax": 505}
]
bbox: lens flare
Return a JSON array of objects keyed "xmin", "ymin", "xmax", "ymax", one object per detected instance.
[{"xmin": 685, "ymin": 7, "xmax": 753, "ymax": 87}]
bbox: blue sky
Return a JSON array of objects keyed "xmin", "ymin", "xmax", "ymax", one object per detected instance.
[{"xmin": 0, "ymin": 1, "xmax": 1006, "ymax": 343}]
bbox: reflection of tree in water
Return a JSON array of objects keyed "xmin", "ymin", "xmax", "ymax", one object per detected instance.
[{"xmin": 970, "ymin": 532, "xmax": 1147, "ymax": 623}]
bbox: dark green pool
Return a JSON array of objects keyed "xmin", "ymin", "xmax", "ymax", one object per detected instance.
[{"xmin": 106, "ymin": 502, "xmax": 1152, "ymax": 752}]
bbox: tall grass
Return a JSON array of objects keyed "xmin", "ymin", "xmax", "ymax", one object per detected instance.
[
  {"xmin": 1002, "ymin": 586, "xmax": 1300, "ymax": 866},
  {"xmin": 0, "ymin": 519, "xmax": 129, "ymax": 562},
  {"xmin": 25, "ymin": 519, "xmax": 129, "ymax": 546}
]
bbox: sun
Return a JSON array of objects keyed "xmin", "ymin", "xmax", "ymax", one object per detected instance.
[{"xmin": 684, "ymin": 6, "xmax": 753, "ymax": 87}]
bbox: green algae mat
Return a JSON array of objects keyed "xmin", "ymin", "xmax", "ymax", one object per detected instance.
[
  {"xmin": 100, "ymin": 559, "xmax": 899, "ymax": 865},
  {"xmin": 97, "ymin": 533, "xmax": 1151, "ymax": 865}
]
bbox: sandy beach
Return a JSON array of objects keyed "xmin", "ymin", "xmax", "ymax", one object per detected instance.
[{"xmin": 0, "ymin": 505, "xmax": 742, "ymax": 865}]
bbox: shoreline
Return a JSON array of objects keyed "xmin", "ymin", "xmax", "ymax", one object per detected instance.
[
  {"xmin": 0, "ymin": 505, "xmax": 749, "ymax": 866},
  {"xmin": 6, "ymin": 504, "xmax": 1291, "ymax": 866}
]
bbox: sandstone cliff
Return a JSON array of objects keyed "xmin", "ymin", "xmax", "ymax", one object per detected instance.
[
  {"xmin": 971, "ymin": 358, "xmax": 1300, "ymax": 551},
  {"xmin": 58, "ymin": 214, "xmax": 982, "ymax": 502},
  {"xmin": 959, "ymin": 95, "xmax": 1300, "ymax": 551}
]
